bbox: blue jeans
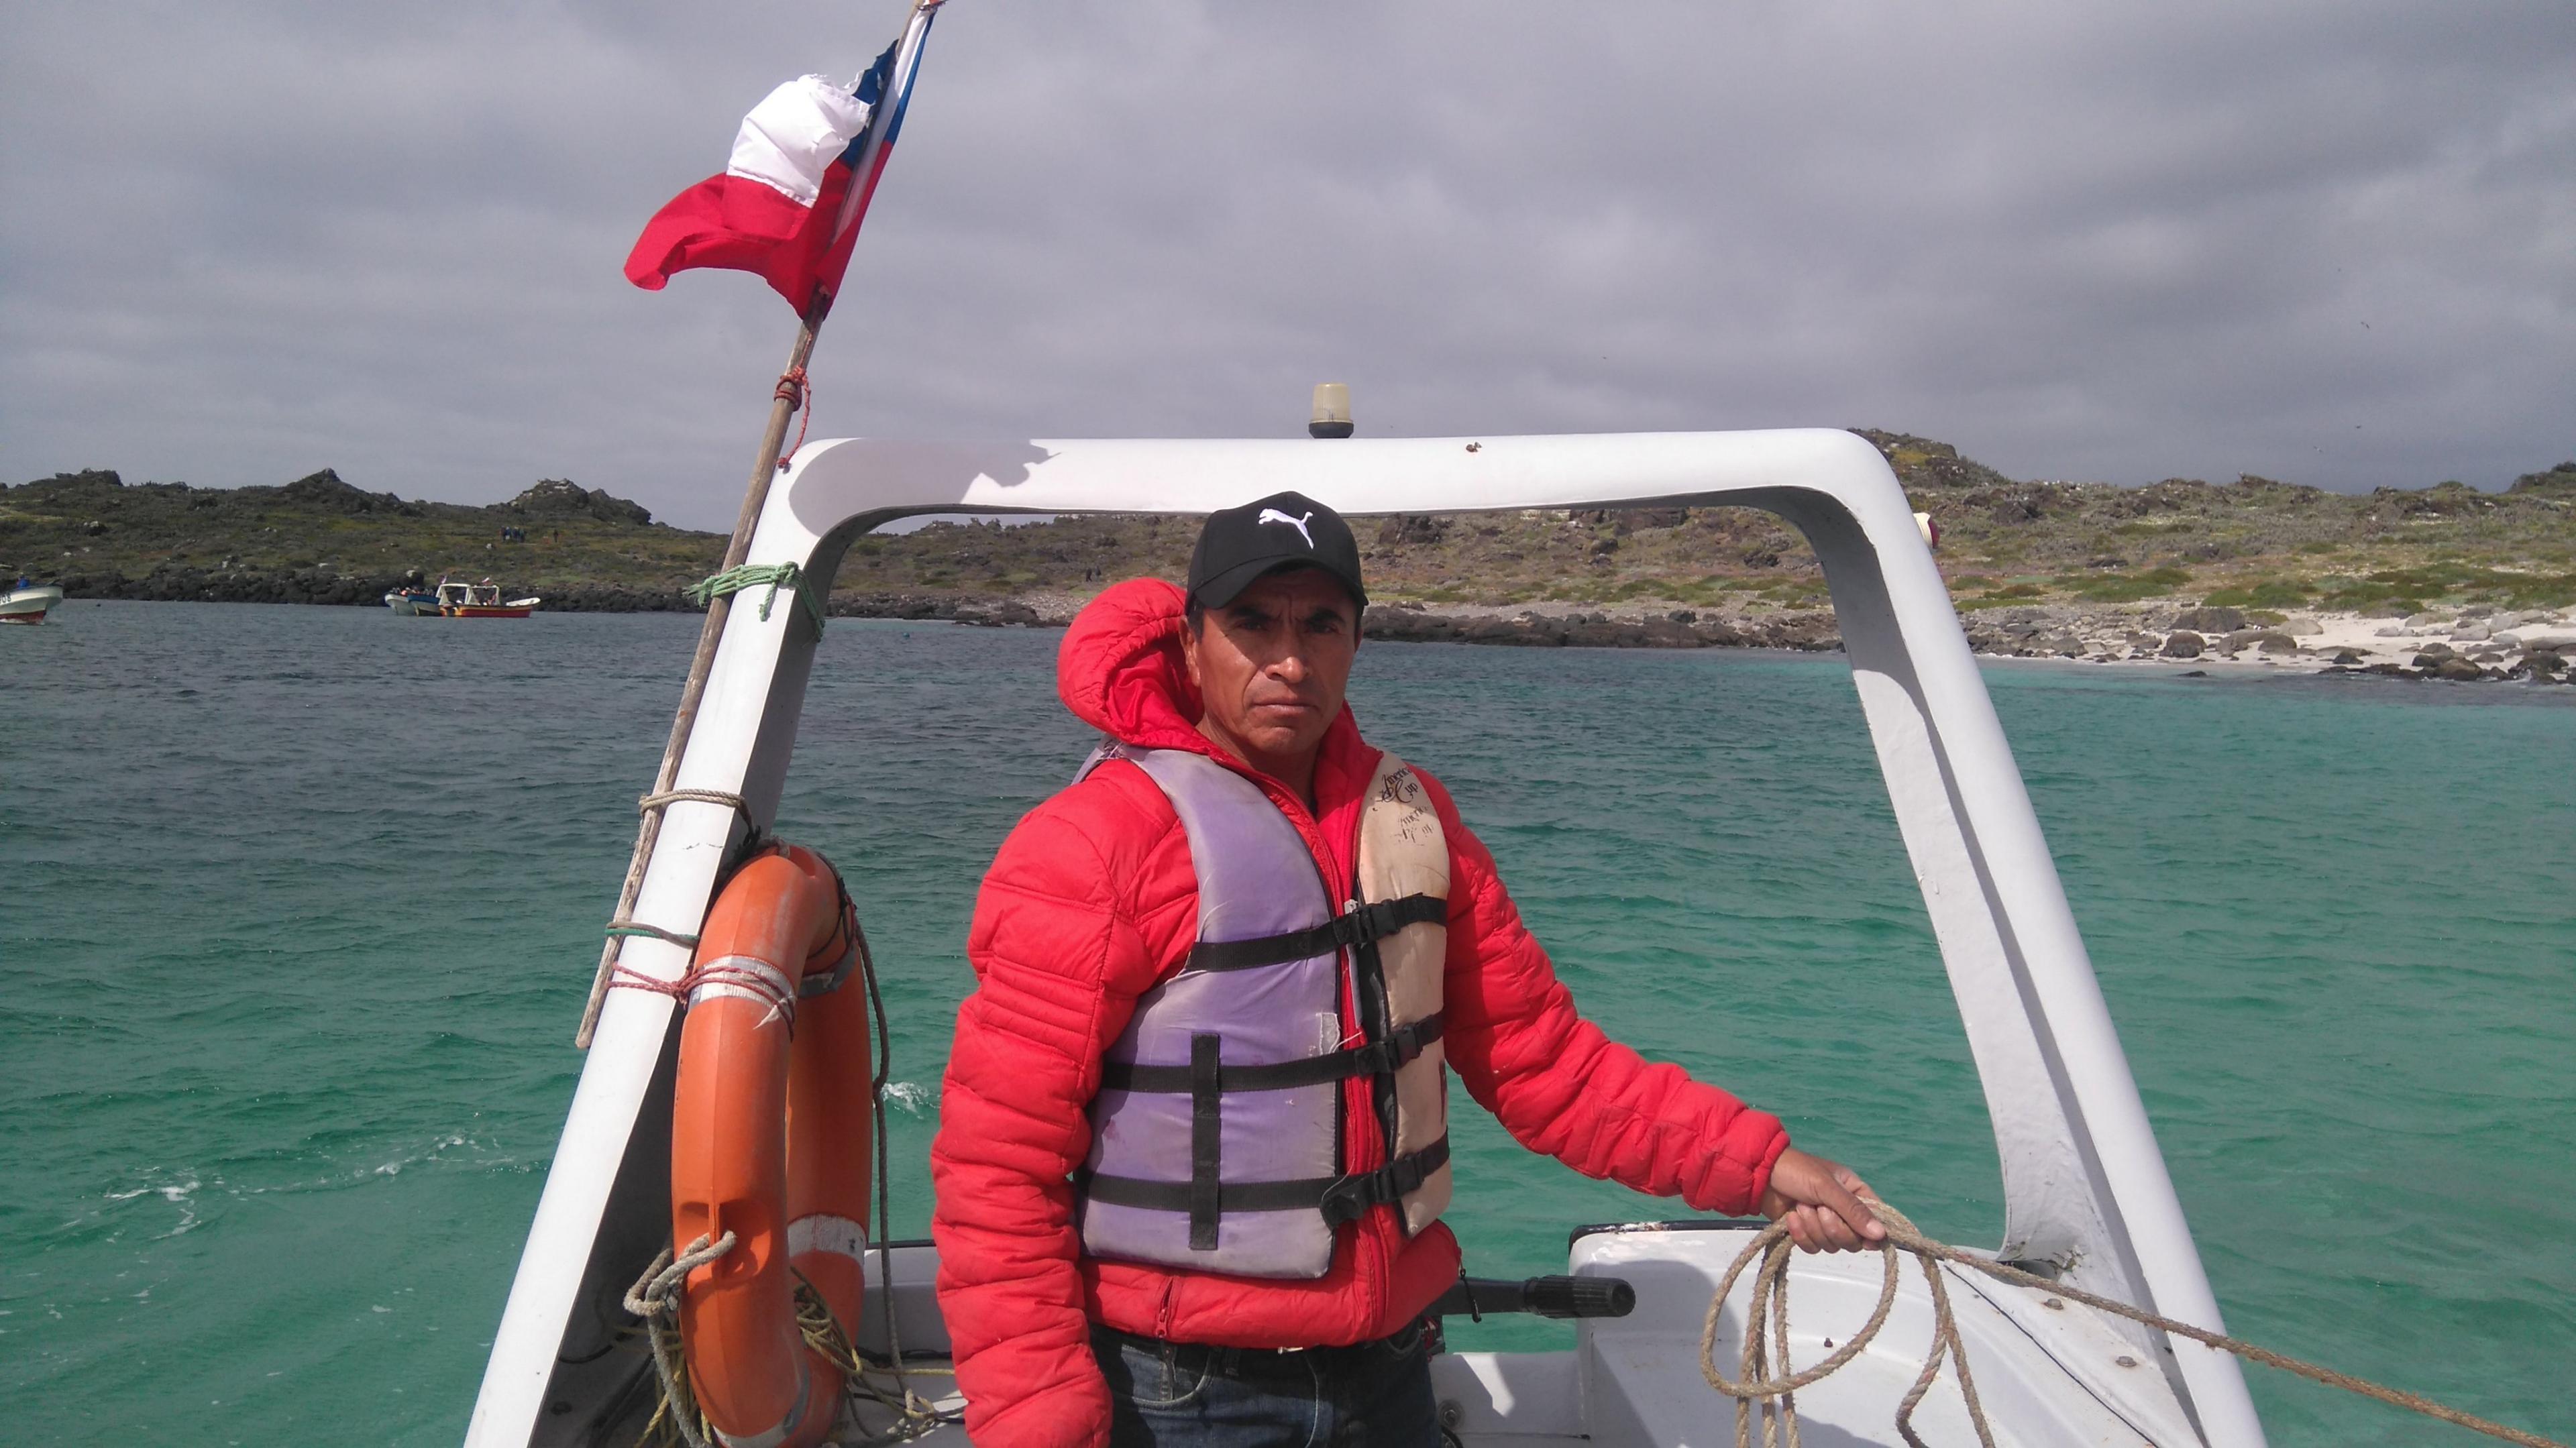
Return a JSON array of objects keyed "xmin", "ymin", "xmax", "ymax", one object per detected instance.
[{"xmin": 1091, "ymin": 1321, "xmax": 1442, "ymax": 1448}]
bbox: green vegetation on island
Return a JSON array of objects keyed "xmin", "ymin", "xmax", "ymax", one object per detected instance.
[
  {"xmin": 1, "ymin": 469, "xmax": 724, "ymax": 610},
  {"xmin": 8, "ymin": 436, "xmax": 2571, "ymax": 633}
]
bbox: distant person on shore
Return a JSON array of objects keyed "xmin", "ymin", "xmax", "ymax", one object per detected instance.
[{"xmin": 932, "ymin": 492, "xmax": 1882, "ymax": 1447}]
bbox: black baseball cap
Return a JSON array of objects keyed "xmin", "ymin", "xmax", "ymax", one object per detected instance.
[{"xmin": 1185, "ymin": 491, "xmax": 1368, "ymax": 610}]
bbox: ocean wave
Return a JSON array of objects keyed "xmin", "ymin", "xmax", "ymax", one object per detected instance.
[
  {"xmin": 79, "ymin": 1131, "xmax": 511, "ymax": 1244},
  {"xmin": 366, "ymin": 1131, "xmax": 474, "ymax": 1180},
  {"xmin": 102, "ymin": 1176, "xmax": 202, "ymax": 1237},
  {"xmin": 879, "ymin": 1080, "xmax": 937, "ymax": 1117}
]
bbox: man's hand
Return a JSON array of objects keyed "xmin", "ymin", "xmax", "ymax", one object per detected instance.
[{"xmin": 1758, "ymin": 1148, "xmax": 1885, "ymax": 1253}]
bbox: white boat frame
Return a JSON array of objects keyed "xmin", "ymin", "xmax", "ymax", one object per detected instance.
[{"xmin": 466, "ymin": 427, "xmax": 2266, "ymax": 1446}]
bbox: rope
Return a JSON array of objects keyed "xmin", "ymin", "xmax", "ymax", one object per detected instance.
[
  {"xmin": 1700, "ymin": 1200, "xmax": 2566, "ymax": 1448},
  {"xmin": 626, "ymin": 1237, "xmax": 949, "ymax": 1445},
  {"xmin": 605, "ymin": 956, "xmax": 802, "ymax": 1035},
  {"xmin": 606, "ymin": 791, "xmax": 755, "ymax": 953},
  {"xmin": 854, "ymin": 897, "xmax": 943, "ymax": 1429},
  {"xmin": 687, "ymin": 561, "xmax": 826, "ymax": 634},
  {"xmin": 1701, "ymin": 1203, "xmax": 1984, "ymax": 1448},
  {"xmin": 575, "ymin": 789, "xmax": 757, "ymax": 1046},
  {"xmin": 625, "ymin": 1232, "xmax": 739, "ymax": 1319},
  {"xmin": 625, "ymin": 1232, "xmax": 739, "ymax": 1448},
  {"xmin": 774, "ymin": 365, "xmax": 812, "ymax": 473},
  {"xmin": 793, "ymin": 1266, "xmax": 949, "ymax": 1436},
  {"xmin": 641, "ymin": 787, "xmax": 755, "ymax": 822},
  {"xmin": 605, "ymin": 921, "xmax": 700, "ymax": 950}
]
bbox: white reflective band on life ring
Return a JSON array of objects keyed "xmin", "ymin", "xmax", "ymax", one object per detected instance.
[
  {"xmin": 686, "ymin": 954, "xmax": 798, "ymax": 1020},
  {"xmin": 787, "ymin": 1213, "xmax": 870, "ymax": 1268}
]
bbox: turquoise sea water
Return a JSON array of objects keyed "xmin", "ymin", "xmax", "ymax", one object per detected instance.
[{"xmin": 5, "ymin": 600, "xmax": 2570, "ymax": 1445}]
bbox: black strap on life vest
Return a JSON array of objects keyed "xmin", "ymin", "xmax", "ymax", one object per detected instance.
[
  {"xmin": 1098, "ymin": 1013, "xmax": 1444, "ymax": 1095},
  {"xmin": 1081, "ymin": 1135, "xmax": 1451, "ymax": 1236},
  {"xmin": 1189, "ymin": 1034, "xmax": 1222, "ymax": 1249},
  {"xmin": 1085, "ymin": 891, "xmax": 1452, "ymax": 1248},
  {"xmin": 1183, "ymin": 893, "xmax": 1447, "ymax": 974}
]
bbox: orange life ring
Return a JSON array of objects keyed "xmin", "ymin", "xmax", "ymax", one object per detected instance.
[{"xmin": 670, "ymin": 843, "xmax": 875, "ymax": 1448}]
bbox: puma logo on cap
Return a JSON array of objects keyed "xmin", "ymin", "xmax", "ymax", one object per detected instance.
[
  {"xmin": 1258, "ymin": 508, "xmax": 1318, "ymax": 548},
  {"xmin": 1187, "ymin": 490, "xmax": 1366, "ymax": 609}
]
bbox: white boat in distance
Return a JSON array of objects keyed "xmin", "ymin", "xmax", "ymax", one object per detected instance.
[
  {"xmin": 466, "ymin": 429, "xmax": 2272, "ymax": 1447},
  {"xmin": 2, "ymin": 581, "xmax": 66, "ymax": 624},
  {"xmin": 432, "ymin": 576, "xmax": 541, "ymax": 618}
]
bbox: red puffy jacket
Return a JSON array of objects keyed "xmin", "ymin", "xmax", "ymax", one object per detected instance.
[{"xmin": 930, "ymin": 579, "xmax": 1790, "ymax": 1447}]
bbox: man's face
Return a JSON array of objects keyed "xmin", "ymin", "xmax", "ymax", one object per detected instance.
[{"xmin": 1182, "ymin": 567, "xmax": 1360, "ymax": 769}]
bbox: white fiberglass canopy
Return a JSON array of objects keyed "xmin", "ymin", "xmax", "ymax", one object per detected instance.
[{"xmin": 467, "ymin": 427, "xmax": 2265, "ymax": 1447}]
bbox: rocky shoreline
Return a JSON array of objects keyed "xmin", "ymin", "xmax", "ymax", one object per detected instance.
[
  {"xmin": 934, "ymin": 592, "xmax": 1847, "ymax": 649},
  {"xmin": 50, "ymin": 564, "xmax": 710, "ymax": 612},
  {"xmin": 46, "ymin": 569, "xmax": 2573, "ymax": 685},
  {"xmin": 950, "ymin": 592, "xmax": 2576, "ymax": 685},
  {"xmin": 1930, "ymin": 599, "xmax": 2575, "ymax": 683}
]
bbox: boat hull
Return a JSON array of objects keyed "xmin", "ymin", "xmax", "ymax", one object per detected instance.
[
  {"xmin": 440, "ymin": 604, "xmax": 537, "ymax": 618},
  {"xmin": 1, "ymin": 586, "xmax": 64, "ymax": 623},
  {"xmin": 511, "ymin": 1232, "xmax": 2199, "ymax": 1447}
]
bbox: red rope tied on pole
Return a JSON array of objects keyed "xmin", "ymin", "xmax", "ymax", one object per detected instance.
[
  {"xmin": 605, "ymin": 958, "xmax": 800, "ymax": 1035},
  {"xmin": 775, "ymin": 366, "xmax": 812, "ymax": 471}
]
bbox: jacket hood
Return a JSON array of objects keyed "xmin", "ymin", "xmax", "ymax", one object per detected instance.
[
  {"xmin": 1057, "ymin": 577, "xmax": 1365, "ymax": 764},
  {"xmin": 1057, "ymin": 579, "xmax": 1208, "ymax": 750}
]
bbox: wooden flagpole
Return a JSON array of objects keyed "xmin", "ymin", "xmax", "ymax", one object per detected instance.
[{"xmin": 575, "ymin": 295, "xmax": 827, "ymax": 1048}]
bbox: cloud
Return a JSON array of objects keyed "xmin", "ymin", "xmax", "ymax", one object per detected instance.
[{"xmin": 3, "ymin": 0, "xmax": 2569, "ymax": 528}]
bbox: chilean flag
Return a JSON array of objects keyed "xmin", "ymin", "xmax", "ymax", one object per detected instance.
[{"xmin": 624, "ymin": 3, "xmax": 938, "ymax": 318}]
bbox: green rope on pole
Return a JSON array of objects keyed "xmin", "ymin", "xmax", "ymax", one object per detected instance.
[
  {"xmin": 606, "ymin": 922, "xmax": 701, "ymax": 949},
  {"xmin": 686, "ymin": 561, "xmax": 826, "ymax": 633}
]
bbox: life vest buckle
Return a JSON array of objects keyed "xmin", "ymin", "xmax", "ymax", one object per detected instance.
[
  {"xmin": 1334, "ymin": 894, "xmax": 1445, "ymax": 948},
  {"xmin": 1346, "ymin": 1015, "xmax": 1442, "ymax": 1077},
  {"xmin": 1315, "ymin": 1136, "xmax": 1450, "ymax": 1227},
  {"xmin": 1317, "ymin": 1172, "xmax": 1379, "ymax": 1227}
]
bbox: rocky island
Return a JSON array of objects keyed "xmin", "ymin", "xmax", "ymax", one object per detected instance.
[{"xmin": 7, "ymin": 431, "xmax": 2571, "ymax": 682}]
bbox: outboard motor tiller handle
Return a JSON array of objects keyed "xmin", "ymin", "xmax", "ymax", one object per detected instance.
[{"xmin": 1432, "ymin": 1274, "xmax": 1635, "ymax": 1320}]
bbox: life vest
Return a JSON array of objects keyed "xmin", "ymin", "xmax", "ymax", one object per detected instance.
[
  {"xmin": 1075, "ymin": 744, "xmax": 1453, "ymax": 1280},
  {"xmin": 669, "ymin": 844, "xmax": 875, "ymax": 1448}
]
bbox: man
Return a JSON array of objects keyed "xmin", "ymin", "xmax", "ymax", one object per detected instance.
[{"xmin": 932, "ymin": 492, "xmax": 1882, "ymax": 1447}]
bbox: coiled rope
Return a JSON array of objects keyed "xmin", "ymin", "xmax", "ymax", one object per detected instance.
[
  {"xmin": 1701, "ymin": 1199, "xmax": 2565, "ymax": 1448},
  {"xmin": 625, "ymin": 1233, "xmax": 740, "ymax": 1448},
  {"xmin": 625, "ymin": 1234, "xmax": 940, "ymax": 1448},
  {"xmin": 623, "ymin": 1225, "xmax": 947, "ymax": 1447}
]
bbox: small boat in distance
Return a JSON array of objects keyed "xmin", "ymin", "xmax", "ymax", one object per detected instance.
[
  {"xmin": 2, "ymin": 579, "xmax": 65, "ymax": 624},
  {"xmin": 435, "ymin": 576, "xmax": 541, "ymax": 619},
  {"xmin": 384, "ymin": 585, "xmax": 439, "ymax": 615}
]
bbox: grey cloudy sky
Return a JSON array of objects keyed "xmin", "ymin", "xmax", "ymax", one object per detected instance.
[{"xmin": 4, "ymin": 0, "xmax": 2569, "ymax": 529}]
